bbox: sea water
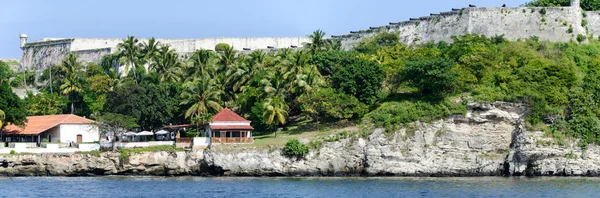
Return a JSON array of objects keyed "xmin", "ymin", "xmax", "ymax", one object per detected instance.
[{"xmin": 0, "ymin": 177, "xmax": 597, "ymax": 197}]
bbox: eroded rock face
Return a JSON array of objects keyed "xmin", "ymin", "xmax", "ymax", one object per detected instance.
[
  {"xmin": 2, "ymin": 102, "xmax": 600, "ymax": 176},
  {"xmin": 0, "ymin": 151, "xmax": 204, "ymax": 176}
]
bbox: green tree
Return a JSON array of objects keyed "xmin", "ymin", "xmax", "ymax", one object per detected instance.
[
  {"xmin": 24, "ymin": 92, "xmax": 68, "ymax": 116},
  {"xmin": 97, "ymin": 113, "xmax": 139, "ymax": 151},
  {"xmin": 0, "ymin": 83, "xmax": 27, "ymax": 127},
  {"xmin": 60, "ymin": 53, "xmax": 84, "ymax": 114},
  {"xmin": 331, "ymin": 58, "xmax": 384, "ymax": 104},
  {"xmin": 117, "ymin": 36, "xmax": 142, "ymax": 81},
  {"xmin": 306, "ymin": 29, "xmax": 327, "ymax": 54},
  {"xmin": 262, "ymin": 95, "xmax": 289, "ymax": 131},
  {"xmin": 141, "ymin": 37, "xmax": 160, "ymax": 67},
  {"xmin": 180, "ymin": 76, "xmax": 223, "ymax": 123},
  {"xmin": 0, "ymin": 61, "xmax": 12, "ymax": 84},
  {"xmin": 401, "ymin": 57, "xmax": 458, "ymax": 95}
]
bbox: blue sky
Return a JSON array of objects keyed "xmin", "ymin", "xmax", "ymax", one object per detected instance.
[{"xmin": 0, "ymin": 0, "xmax": 526, "ymax": 58}]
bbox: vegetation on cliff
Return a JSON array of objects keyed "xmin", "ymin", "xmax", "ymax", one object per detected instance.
[
  {"xmin": 3, "ymin": 27, "xmax": 600, "ymax": 146},
  {"xmin": 525, "ymin": 0, "xmax": 600, "ymax": 10}
]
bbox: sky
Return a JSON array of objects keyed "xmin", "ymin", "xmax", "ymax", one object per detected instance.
[{"xmin": 0, "ymin": 0, "xmax": 527, "ymax": 58}]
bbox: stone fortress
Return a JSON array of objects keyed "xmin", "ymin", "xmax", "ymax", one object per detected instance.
[
  {"xmin": 17, "ymin": 0, "xmax": 599, "ymax": 71},
  {"xmin": 337, "ymin": 0, "xmax": 598, "ymax": 49}
]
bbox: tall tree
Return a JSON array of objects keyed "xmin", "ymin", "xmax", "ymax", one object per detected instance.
[
  {"xmin": 180, "ymin": 76, "xmax": 223, "ymax": 123},
  {"xmin": 262, "ymin": 95, "xmax": 289, "ymax": 130},
  {"xmin": 97, "ymin": 113, "xmax": 139, "ymax": 151},
  {"xmin": 60, "ymin": 53, "xmax": 84, "ymax": 114},
  {"xmin": 117, "ymin": 36, "xmax": 142, "ymax": 82},
  {"xmin": 306, "ymin": 29, "xmax": 327, "ymax": 54},
  {"xmin": 141, "ymin": 37, "xmax": 161, "ymax": 71},
  {"xmin": 0, "ymin": 83, "xmax": 27, "ymax": 127}
]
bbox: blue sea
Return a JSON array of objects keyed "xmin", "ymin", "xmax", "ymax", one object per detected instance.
[{"xmin": 0, "ymin": 177, "xmax": 598, "ymax": 197}]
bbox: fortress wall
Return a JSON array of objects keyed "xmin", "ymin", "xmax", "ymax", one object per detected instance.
[
  {"xmin": 70, "ymin": 37, "xmax": 310, "ymax": 54},
  {"xmin": 340, "ymin": 6, "xmax": 587, "ymax": 50},
  {"xmin": 72, "ymin": 48, "xmax": 112, "ymax": 65},
  {"xmin": 586, "ymin": 11, "xmax": 600, "ymax": 37},
  {"xmin": 467, "ymin": 7, "xmax": 582, "ymax": 42},
  {"xmin": 70, "ymin": 38, "xmax": 123, "ymax": 51},
  {"xmin": 19, "ymin": 39, "xmax": 72, "ymax": 71}
]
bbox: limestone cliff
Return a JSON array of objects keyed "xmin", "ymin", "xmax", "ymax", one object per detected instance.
[{"xmin": 1, "ymin": 102, "xmax": 600, "ymax": 176}]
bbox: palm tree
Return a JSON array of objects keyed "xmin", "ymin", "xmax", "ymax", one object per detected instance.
[
  {"xmin": 217, "ymin": 45, "xmax": 237, "ymax": 69},
  {"xmin": 180, "ymin": 75, "xmax": 223, "ymax": 123},
  {"xmin": 186, "ymin": 49, "xmax": 214, "ymax": 80},
  {"xmin": 325, "ymin": 39, "xmax": 342, "ymax": 51},
  {"xmin": 141, "ymin": 37, "xmax": 161, "ymax": 71},
  {"xmin": 60, "ymin": 53, "xmax": 84, "ymax": 114},
  {"xmin": 117, "ymin": 36, "xmax": 142, "ymax": 82},
  {"xmin": 262, "ymin": 95, "xmax": 289, "ymax": 136},
  {"xmin": 306, "ymin": 29, "xmax": 327, "ymax": 54},
  {"xmin": 151, "ymin": 45, "xmax": 183, "ymax": 82}
]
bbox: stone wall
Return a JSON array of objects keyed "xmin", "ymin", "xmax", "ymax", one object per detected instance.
[
  {"xmin": 586, "ymin": 11, "xmax": 600, "ymax": 38},
  {"xmin": 19, "ymin": 37, "xmax": 309, "ymax": 71},
  {"xmin": 339, "ymin": 5, "xmax": 596, "ymax": 50},
  {"xmin": 19, "ymin": 39, "xmax": 71, "ymax": 70}
]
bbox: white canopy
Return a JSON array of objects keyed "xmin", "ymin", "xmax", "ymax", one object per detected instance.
[
  {"xmin": 136, "ymin": 131, "xmax": 154, "ymax": 136},
  {"xmin": 123, "ymin": 132, "xmax": 137, "ymax": 136},
  {"xmin": 155, "ymin": 130, "xmax": 169, "ymax": 135}
]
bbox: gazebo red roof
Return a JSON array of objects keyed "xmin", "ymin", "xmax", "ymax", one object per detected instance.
[{"xmin": 211, "ymin": 108, "xmax": 250, "ymax": 122}]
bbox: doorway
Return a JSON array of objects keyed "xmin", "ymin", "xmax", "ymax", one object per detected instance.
[{"xmin": 76, "ymin": 135, "xmax": 82, "ymax": 143}]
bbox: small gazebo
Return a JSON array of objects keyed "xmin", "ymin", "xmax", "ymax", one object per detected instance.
[{"xmin": 206, "ymin": 108, "xmax": 254, "ymax": 144}]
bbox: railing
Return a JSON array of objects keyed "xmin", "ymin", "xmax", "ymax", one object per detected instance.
[
  {"xmin": 176, "ymin": 138, "xmax": 193, "ymax": 143},
  {"xmin": 211, "ymin": 137, "xmax": 254, "ymax": 144}
]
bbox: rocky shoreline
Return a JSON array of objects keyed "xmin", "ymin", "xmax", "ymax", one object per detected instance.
[{"xmin": 2, "ymin": 102, "xmax": 600, "ymax": 177}]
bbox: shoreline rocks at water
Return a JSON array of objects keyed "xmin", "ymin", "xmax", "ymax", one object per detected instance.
[{"xmin": 2, "ymin": 102, "xmax": 600, "ymax": 177}]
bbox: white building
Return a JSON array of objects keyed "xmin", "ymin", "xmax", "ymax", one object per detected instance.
[{"xmin": 2, "ymin": 114, "xmax": 99, "ymax": 145}]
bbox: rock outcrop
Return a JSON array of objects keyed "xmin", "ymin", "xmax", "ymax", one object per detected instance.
[{"xmin": 2, "ymin": 102, "xmax": 600, "ymax": 177}]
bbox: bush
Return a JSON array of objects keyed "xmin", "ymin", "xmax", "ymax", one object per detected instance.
[
  {"xmin": 9, "ymin": 150, "xmax": 15, "ymax": 155},
  {"xmin": 401, "ymin": 57, "xmax": 458, "ymax": 95},
  {"xmin": 577, "ymin": 34, "xmax": 587, "ymax": 43},
  {"xmin": 282, "ymin": 139, "xmax": 310, "ymax": 158},
  {"xmin": 215, "ymin": 43, "xmax": 230, "ymax": 52},
  {"xmin": 41, "ymin": 138, "xmax": 48, "ymax": 143},
  {"xmin": 331, "ymin": 58, "xmax": 384, "ymax": 104},
  {"xmin": 363, "ymin": 100, "xmax": 466, "ymax": 130}
]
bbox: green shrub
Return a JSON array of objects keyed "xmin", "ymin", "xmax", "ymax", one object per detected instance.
[
  {"xmin": 9, "ymin": 150, "xmax": 15, "ymax": 155},
  {"xmin": 567, "ymin": 25, "xmax": 574, "ymax": 33},
  {"xmin": 363, "ymin": 100, "xmax": 466, "ymax": 130},
  {"xmin": 539, "ymin": 8, "xmax": 547, "ymax": 15},
  {"xmin": 582, "ymin": 19, "xmax": 588, "ymax": 27},
  {"xmin": 214, "ymin": 43, "xmax": 230, "ymax": 52},
  {"xmin": 577, "ymin": 34, "xmax": 587, "ymax": 42},
  {"xmin": 41, "ymin": 138, "xmax": 48, "ymax": 143},
  {"xmin": 282, "ymin": 139, "xmax": 310, "ymax": 158}
]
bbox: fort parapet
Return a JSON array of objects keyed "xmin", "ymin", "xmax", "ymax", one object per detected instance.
[
  {"xmin": 336, "ymin": 0, "xmax": 598, "ymax": 50},
  {"xmin": 18, "ymin": 0, "xmax": 600, "ymax": 70},
  {"xmin": 18, "ymin": 37, "xmax": 309, "ymax": 71}
]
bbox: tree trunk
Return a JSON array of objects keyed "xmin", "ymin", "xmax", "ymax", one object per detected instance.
[{"xmin": 71, "ymin": 100, "xmax": 74, "ymax": 114}]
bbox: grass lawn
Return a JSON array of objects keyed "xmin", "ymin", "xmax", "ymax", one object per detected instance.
[{"xmin": 214, "ymin": 120, "xmax": 359, "ymax": 151}]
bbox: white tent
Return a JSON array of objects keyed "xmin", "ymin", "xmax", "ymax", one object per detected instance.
[
  {"xmin": 136, "ymin": 131, "xmax": 153, "ymax": 142},
  {"xmin": 155, "ymin": 130, "xmax": 168, "ymax": 135},
  {"xmin": 136, "ymin": 131, "xmax": 153, "ymax": 136}
]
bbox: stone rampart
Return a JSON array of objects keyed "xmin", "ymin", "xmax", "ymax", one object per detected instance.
[{"xmin": 339, "ymin": 5, "xmax": 596, "ymax": 50}]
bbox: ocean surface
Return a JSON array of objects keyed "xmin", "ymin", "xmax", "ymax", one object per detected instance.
[{"xmin": 0, "ymin": 177, "xmax": 598, "ymax": 197}]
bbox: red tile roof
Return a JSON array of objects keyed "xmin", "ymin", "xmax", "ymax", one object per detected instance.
[
  {"xmin": 212, "ymin": 108, "xmax": 250, "ymax": 122},
  {"xmin": 2, "ymin": 114, "xmax": 95, "ymax": 135},
  {"xmin": 210, "ymin": 125, "xmax": 254, "ymax": 131}
]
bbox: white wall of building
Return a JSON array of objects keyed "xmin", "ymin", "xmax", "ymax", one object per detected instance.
[{"xmin": 58, "ymin": 124, "xmax": 99, "ymax": 143}]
